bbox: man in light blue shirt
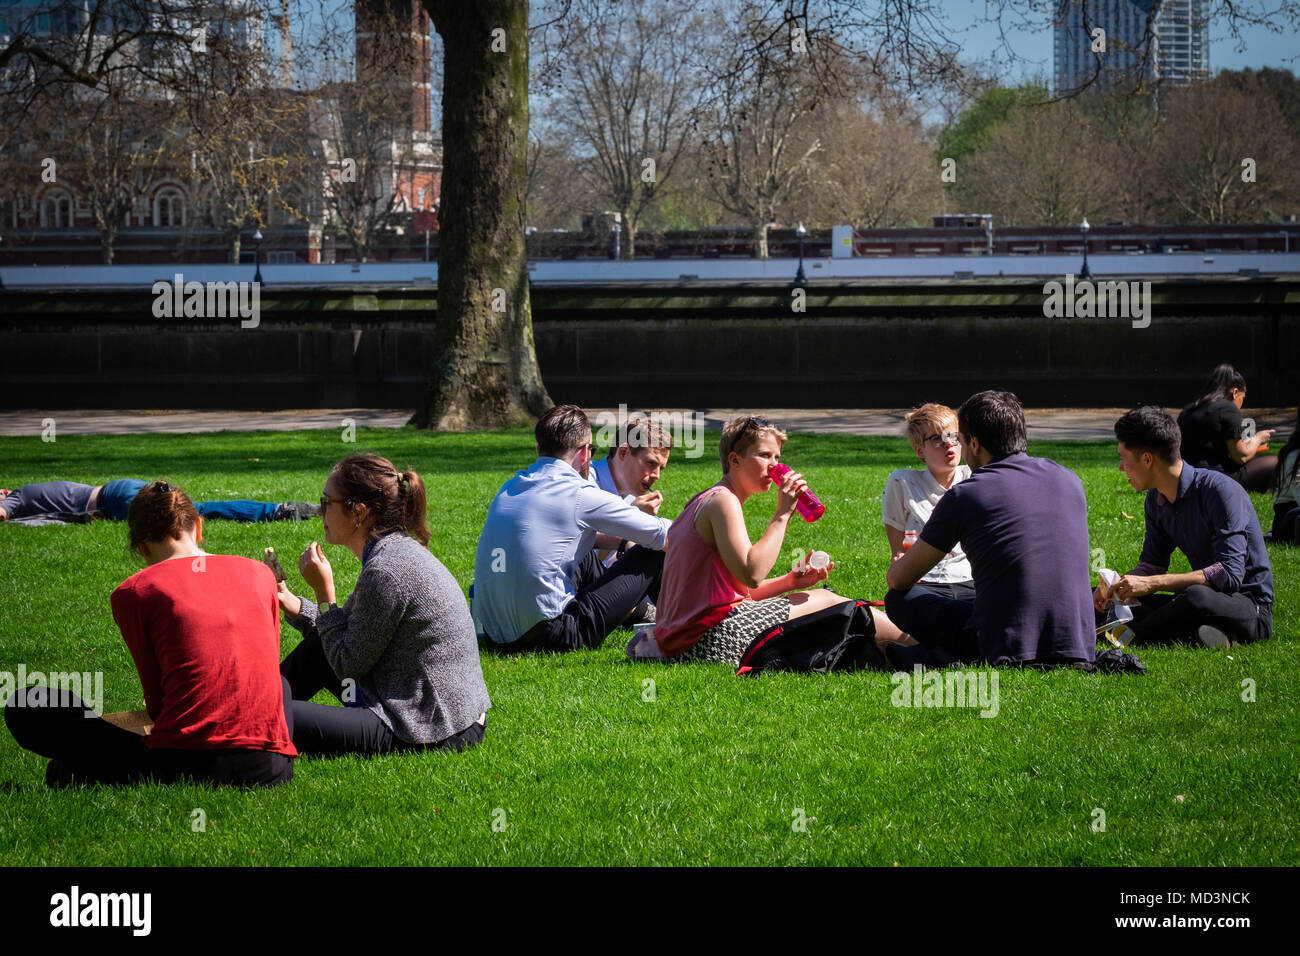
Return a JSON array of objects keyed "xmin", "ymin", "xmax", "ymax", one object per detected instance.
[{"xmin": 474, "ymin": 405, "xmax": 671, "ymax": 652}]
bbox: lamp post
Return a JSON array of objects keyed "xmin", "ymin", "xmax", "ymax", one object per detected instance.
[
  {"xmin": 1079, "ymin": 217, "xmax": 1091, "ymax": 280},
  {"xmin": 253, "ymin": 228, "xmax": 263, "ymax": 283},
  {"xmin": 793, "ymin": 222, "xmax": 807, "ymax": 288}
]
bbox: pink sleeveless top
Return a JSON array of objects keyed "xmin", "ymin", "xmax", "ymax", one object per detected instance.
[{"xmin": 654, "ymin": 487, "xmax": 751, "ymax": 657}]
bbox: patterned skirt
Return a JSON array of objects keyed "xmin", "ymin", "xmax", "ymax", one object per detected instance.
[{"xmin": 673, "ymin": 597, "xmax": 791, "ymax": 666}]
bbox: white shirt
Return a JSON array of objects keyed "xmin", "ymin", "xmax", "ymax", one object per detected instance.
[
  {"xmin": 473, "ymin": 457, "xmax": 670, "ymax": 643},
  {"xmin": 881, "ymin": 465, "xmax": 973, "ymax": 585}
]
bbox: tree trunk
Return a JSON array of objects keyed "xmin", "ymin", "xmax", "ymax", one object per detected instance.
[
  {"xmin": 414, "ymin": 0, "xmax": 551, "ymax": 430},
  {"xmin": 230, "ymin": 236, "xmax": 242, "ymax": 265},
  {"xmin": 622, "ymin": 207, "xmax": 635, "ymax": 260},
  {"xmin": 754, "ymin": 221, "xmax": 769, "ymax": 259}
]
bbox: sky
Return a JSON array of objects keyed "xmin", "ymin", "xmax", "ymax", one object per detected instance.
[
  {"xmin": 943, "ymin": 0, "xmax": 1298, "ymax": 85},
  {"xmin": 289, "ymin": 0, "xmax": 1298, "ymax": 117}
]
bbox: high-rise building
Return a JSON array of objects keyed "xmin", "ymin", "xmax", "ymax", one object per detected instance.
[{"xmin": 1054, "ymin": 0, "xmax": 1209, "ymax": 96}]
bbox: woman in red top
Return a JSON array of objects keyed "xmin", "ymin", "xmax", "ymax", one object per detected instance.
[
  {"xmin": 652, "ymin": 416, "xmax": 904, "ymax": 664},
  {"xmin": 3, "ymin": 481, "xmax": 295, "ymax": 787}
]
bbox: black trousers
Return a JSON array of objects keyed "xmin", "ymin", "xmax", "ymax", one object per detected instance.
[
  {"xmin": 883, "ymin": 585, "xmax": 978, "ymax": 667},
  {"xmin": 1124, "ymin": 585, "xmax": 1272, "ymax": 646},
  {"xmin": 280, "ymin": 627, "xmax": 486, "ymax": 757},
  {"xmin": 484, "ymin": 546, "xmax": 665, "ymax": 654},
  {"xmin": 1271, "ymin": 503, "xmax": 1300, "ymax": 544},
  {"xmin": 3, "ymin": 683, "xmax": 293, "ymax": 788}
]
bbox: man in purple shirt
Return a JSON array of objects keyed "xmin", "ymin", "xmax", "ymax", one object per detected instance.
[
  {"xmin": 885, "ymin": 390, "xmax": 1096, "ymax": 667},
  {"xmin": 1099, "ymin": 406, "xmax": 1273, "ymax": 648}
]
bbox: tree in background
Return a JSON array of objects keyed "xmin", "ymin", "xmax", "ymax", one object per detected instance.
[
  {"xmin": 414, "ymin": 0, "xmax": 551, "ymax": 430},
  {"xmin": 1155, "ymin": 77, "xmax": 1299, "ymax": 224},
  {"xmin": 956, "ymin": 100, "xmax": 1109, "ymax": 226},
  {"xmin": 64, "ymin": 77, "xmax": 176, "ymax": 263},
  {"xmin": 548, "ymin": 0, "xmax": 705, "ymax": 258},
  {"xmin": 802, "ymin": 95, "xmax": 934, "ymax": 228},
  {"xmin": 699, "ymin": 5, "xmax": 832, "ymax": 257}
]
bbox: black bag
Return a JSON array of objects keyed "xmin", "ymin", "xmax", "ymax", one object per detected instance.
[{"xmin": 736, "ymin": 599, "xmax": 887, "ymax": 676}]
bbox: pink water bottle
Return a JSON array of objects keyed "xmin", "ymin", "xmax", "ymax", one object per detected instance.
[{"xmin": 768, "ymin": 462, "xmax": 826, "ymax": 522}]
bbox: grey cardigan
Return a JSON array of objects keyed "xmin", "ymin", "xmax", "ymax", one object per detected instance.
[{"xmin": 291, "ymin": 532, "xmax": 491, "ymax": 744}]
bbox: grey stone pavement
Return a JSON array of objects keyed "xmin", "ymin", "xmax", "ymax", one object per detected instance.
[{"xmin": 0, "ymin": 406, "xmax": 1294, "ymax": 439}]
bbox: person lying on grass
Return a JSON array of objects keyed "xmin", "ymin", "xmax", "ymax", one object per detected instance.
[
  {"xmin": 647, "ymin": 415, "xmax": 905, "ymax": 664},
  {"xmin": 277, "ymin": 454, "xmax": 490, "ymax": 756},
  {"xmin": 0, "ymin": 478, "xmax": 316, "ymax": 523},
  {"xmin": 1097, "ymin": 405, "xmax": 1274, "ymax": 649},
  {"xmin": 4, "ymin": 480, "xmax": 296, "ymax": 788}
]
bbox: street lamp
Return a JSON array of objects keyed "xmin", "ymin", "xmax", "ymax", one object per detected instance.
[
  {"xmin": 253, "ymin": 228, "xmax": 263, "ymax": 283},
  {"xmin": 793, "ymin": 222, "xmax": 807, "ymax": 288},
  {"xmin": 1079, "ymin": 217, "xmax": 1091, "ymax": 280}
]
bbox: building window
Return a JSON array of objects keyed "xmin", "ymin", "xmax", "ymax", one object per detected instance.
[
  {"xmin": 154, "ymin": 190, "xmax": 186, "ymax": 227},
  {"xmin": 42, "ymin": 193, "xmax": 74, "ymax": 229}
]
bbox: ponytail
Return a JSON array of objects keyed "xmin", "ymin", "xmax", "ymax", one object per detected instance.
[
  {"xmin": 399, "ymin": 469, "xmax": 430, "ymax": 546},
  {"xmin": 331, "ymin": 454, "xmax": 429, "ymax": 547}
]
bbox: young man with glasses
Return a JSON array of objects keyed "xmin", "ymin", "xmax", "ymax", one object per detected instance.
[
  {"xmin": 881, "ymin": 404, "xmax": 974, "ymax": 604},
  {"xmin": 472, "ymin": 404, "xmax": 671, "ymax": 653},
  {"xmin": 885, "ymin": 391, "xmax": 1095, "ymax": 668}
]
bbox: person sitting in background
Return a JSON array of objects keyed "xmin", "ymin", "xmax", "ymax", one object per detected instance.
[
  {"xmin": 652, "ymin": 416, "xmax": 904, "ymax": 664},
  {"xmin": 277, "ymin": 454, "xmax": 490, "ymax": 755},
  {"xmin": 1267, "ymin": 408, "xmax": 1299, "ymax": 545},
  {"xmin": 589, "ymin": 415, "xmax": 673, "ymax": 622},
  {"xmin": 881, "ymin": 403, "xmax": 974, "ymax": 604},
  {"xmin": 0, "ymin": 478, "xmax": 316, "ymax": 523},
  {"xmin": 1177, "ymin": 363, "xmax": 1276, "ymax": 494},
  {"xmin": 1099, "ymin": 406, "xmax": 1273, "ymax": 648},
  {"xmin": 4, "ymin": 480, "xmax": 296, "ymax": 787},
  {"xmin": 590, "ymin": 415, "xmax": 671, "ymax": 514},
  {"xmin": 886, "ymin": 390, "xmax": 1095, "ymax": 669},
  {"xmin": 473, "ymin": 404, "xmax": 670, "ymax": 653}
]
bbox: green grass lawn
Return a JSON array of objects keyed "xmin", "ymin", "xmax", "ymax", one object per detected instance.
[{"xmin": 0, "ymin": 426, "xmax": 1295, "ymax": 866}]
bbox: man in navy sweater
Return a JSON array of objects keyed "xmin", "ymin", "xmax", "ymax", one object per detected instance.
[
  {"xmin": 885, "ymin": 390, "xmax": 1096, "ymax": 668},
  {"xmin": 1098, "ymin": 406, "xmax": 1273, "ymax": 648}
]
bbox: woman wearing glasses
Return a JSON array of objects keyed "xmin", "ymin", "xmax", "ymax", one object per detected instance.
[
  {"xmin": 881, "ymin": 404, "xmax": 974, "ymax": 603},
  {"xmin": 651, "ymin": 416, "xmax": 905, "ymax": 664},
  {"xmin": 276, "ymin": 454, "xmax": 490, "ymax": 756}
]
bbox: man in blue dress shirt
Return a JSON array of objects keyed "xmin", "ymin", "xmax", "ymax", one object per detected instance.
[
  {"xmin": 1099, "ymin": 406, "xmax": 1274, "ymax": 648},
  {"xmin": 473, "ymin": 405, "xmax": 671, "ymax": 653}
]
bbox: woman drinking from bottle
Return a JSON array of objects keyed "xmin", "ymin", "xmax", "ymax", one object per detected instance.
[{"xmin": 650, "ymin": 416, "xmax": 903, "ymax": 664}]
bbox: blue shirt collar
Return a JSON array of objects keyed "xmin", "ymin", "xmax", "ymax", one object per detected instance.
[{"xmin": 362, "ymin": 529, "xmax": 401, "ymax": 566}]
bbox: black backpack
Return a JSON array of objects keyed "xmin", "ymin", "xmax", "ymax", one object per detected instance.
[{"xmin": 736, "ymin": 599, "xmax": 888, "ymax": 676}]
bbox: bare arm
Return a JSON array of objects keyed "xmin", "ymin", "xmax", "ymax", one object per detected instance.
[
  {"xmin": 884, "ymin": 523, "xmax": 904, "ymax": 556},
  {"xmin": 1227, "ymin": 429, "xmax": 1274, "ymax": 465},
  {"xmin": 701, "ymin": 491, "xmax": 792, "ymax": 589},
  {"xmin": 886, "ymin": 540, "xmax": 945, "ymax": 592}
]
